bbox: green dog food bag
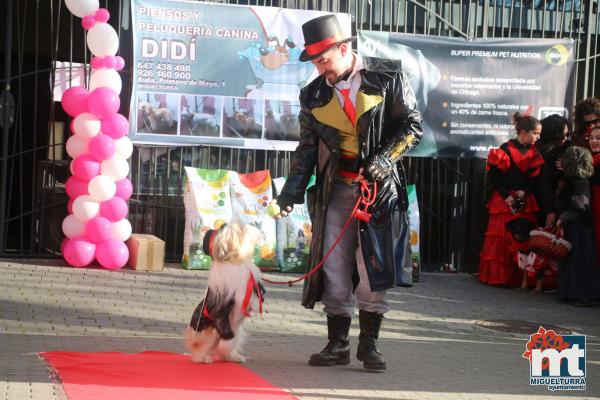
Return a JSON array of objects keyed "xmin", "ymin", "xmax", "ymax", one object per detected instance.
[
  {"xmin": 182, "ymin": 167, "xmax": 232, "ymax": 269},
  {"xmin": 273, "ymin": 176, "xmax": 315, "ymax": 273},
  {"xmin": 229, "ymin": 170, "xmax": 278, "ymax": 270}
]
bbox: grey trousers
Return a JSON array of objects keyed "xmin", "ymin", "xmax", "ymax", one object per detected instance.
[{"xmin": 322, "ymin": 181, "xmax": 389, "ymax": 318}]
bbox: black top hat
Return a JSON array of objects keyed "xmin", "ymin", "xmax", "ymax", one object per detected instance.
[{"xmin": 299, "ymin": 14, "xmax": 355, "ymax": 62}]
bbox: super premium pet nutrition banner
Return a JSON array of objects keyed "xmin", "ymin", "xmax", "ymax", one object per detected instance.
[
  {"xmin": 130, "ymin": 0, "xmax": 350, "ymax": 150},
  {"xmin": 358, "ymin": 32, "xmax": 575, "ymax": 158}
]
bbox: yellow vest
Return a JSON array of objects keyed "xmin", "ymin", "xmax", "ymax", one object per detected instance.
[{"xmin": 312, "ymin": 92, "xmax": 383, "ymax": 183}]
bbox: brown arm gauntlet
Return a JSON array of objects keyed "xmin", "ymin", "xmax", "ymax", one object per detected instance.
[{"xmin": 365, "ymin": 133, "xmax": 417, "ymax": 181}]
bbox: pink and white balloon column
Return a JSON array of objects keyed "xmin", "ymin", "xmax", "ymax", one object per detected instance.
[{"xmin": 61, "ymin": 0, "xmax": 133, "ymax": 269}]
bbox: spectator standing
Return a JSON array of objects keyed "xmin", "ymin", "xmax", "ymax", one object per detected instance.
[
  {"xmin": 537, "ymin": 114, "xmax": 570, "ymax": 227},
  {"xmin": 587, "ymin": 127, "xmax": 600, "ymax": 263},
  {"xmin": 556, "ymin": 146, "xmax": 600, "ymax": 306},
  {"xmin": 572, "ymin": 98, "xmax": 600, "ymax": 147}
]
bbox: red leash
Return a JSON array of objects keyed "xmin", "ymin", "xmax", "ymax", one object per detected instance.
[{"xmin": 262, "ymin": 180, "xmax": 377, "ymax": 286}]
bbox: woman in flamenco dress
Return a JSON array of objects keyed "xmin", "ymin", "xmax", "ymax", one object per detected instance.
[{"xmin": 479, "ymin": 112, "xmax": 549, "ymax": 286}]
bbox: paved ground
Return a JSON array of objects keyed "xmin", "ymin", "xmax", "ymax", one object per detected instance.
[{"xmin": 0, "ymin": 259, "xmax": 599, "ymax": 400}]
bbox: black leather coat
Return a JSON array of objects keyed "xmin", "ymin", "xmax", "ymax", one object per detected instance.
[{"xmin": 279, "ymin": 56, "xmax": 423, "ymax": 309}]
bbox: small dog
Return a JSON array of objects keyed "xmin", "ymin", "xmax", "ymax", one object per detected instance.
[
  {"xmin": 138, "ymin": 101, "xmax": 176, "ymax": 132},
  {"xmin": 181, "ymin": 106, "xmax": 219, "ymax": 135},
  {"xmin": 184, "ymin": 223, "xmax": 264, "ymax": 363}
]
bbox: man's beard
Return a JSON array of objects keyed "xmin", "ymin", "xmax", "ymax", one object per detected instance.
[
  {"xmin": 324, "ymin": 68, "xmax": 352, "ymax": 85},
  {"xmin": 324, "ymin": 72, "xmax": 342, "ymax": 85}
]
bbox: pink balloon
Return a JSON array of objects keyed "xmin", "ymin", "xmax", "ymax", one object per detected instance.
[
  {"xmin": 62, "ymin": 86, "xmax": 89, "ymax": 117},
  {"xmin": 63, "ymin": 237, "xmax": 96, "ymax": 267},
  {"xmin": 100, "ymin": 113, "xmax": 129, "ymax": 139},
  {"xmin": 95, "ymin": 8, "xmax": 110, "ymax": 23},
  {"xmin": 65, "ymin": 176, "xmax": 89, "ymax": 198},
  {"xmin": 91, "ymin": 56, "xmax": 104, "ymax": 69},
  {"xmin": 100, "ymin": 197, "xmax": 128, "ymax": 222},
  {"xmin": 67, "ymin": 198, "xmax": 74, "ymax": 213},
  {"xmin": 72, "ymin": 155, "xmax": 100, "ymax": 180},
  {"xmin": 88, "ymin": 134, "xmax": 115, "ymax": 161},
  {"xmin": 115, "ymin": 178, "xmax": 133, "ymax": 200},
  {"xmin": 95, "ymin": 239, "xmax": 129, "ymax": 269},
  {"xmin": 82, "ymin": 15, "xmax": 95, "ymax": 30},
  {"xmin": 115, "ymin": 56, "xmax": 125, "ymax": 70},
  {"xmin": 103, "ymin": 56, "xmax": 117, "ymax": 69},
  {"xmin": 85, "ymin": 216, "xmax": 113, "ymax": 243},
  {"xmin": 88, "ymin": 87, "xmax": 120, "ymax": 119}
]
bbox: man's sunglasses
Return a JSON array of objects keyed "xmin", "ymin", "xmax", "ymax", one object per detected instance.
[{"xmin": 584, "ymin": 117, "xmax": 600, "ymax": 126}]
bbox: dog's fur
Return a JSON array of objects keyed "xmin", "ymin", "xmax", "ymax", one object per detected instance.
[
  {"xmin": 138, "ymin": 101, "xmax": 176, "ymax": 132},
  {"xmin": 181, "ymin": 106, "xmax": 219, "ymax": 135},
  {"xmin": 184, "ymin": 223, "xmax": 263, "ymax": 363}
]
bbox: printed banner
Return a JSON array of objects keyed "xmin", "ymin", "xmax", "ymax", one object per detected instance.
[
  {"xmin": 358, "ymin": 32, "xmax": 575, "ymax": 158},
  {"xmin": 130, "ymin": 0, "xmax": 350, "ymax": 150}
]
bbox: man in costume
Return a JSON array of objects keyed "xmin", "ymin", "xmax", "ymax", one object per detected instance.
[{"xmin": 272, "ymin": 14, "xmax": 423, "ymax": 371}]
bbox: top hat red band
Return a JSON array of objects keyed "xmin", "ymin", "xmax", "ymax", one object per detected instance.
[{"xmin": 305, "ymin": 35, "xmax": 340, "ymax": 57}]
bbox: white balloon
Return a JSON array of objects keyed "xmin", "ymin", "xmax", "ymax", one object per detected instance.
[
  {"xmin": 65, "ymin": 0, "xmax": 99, "ymax": 18},
  {"xmin": 72, "ymin": 195, "xmax": 100, "ymax": 222},
  {"xmin": 101, "ymin": 155, "xmax": 129, "ymax": 180},
  {"xmin": 73, "ymin": 113, "xmax": 101, "ymax": 140},
  {"xmin": 112, "ymin": 218, "xmax": 132, "ymax": 241},
  {"xmin": 62, "ymin": 214, "xmax": 85, "ymax": 238},
  {"xmin": 86, "ymin": 23, "xmax": 119, "ymax": 57},
  {"xmin": 66, "ymin": 135, "xmax": 89, "ymax": 159},
  {"xmin": 89, "ymin": 68, "xmax": 122, "ymax": 94},
  {"xmin": 114, "ymin": 136, "xmax": 133, "ymax": 159},
  {"xmin": 88, "ymin": 175, "xmax": 117, "ymax": 202}
]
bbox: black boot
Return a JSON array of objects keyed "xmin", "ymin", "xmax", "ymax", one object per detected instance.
[
  {"xmin": 356, "ymin": 310, "xmax": 386, "ymax": 371},
  {"xmin": 309, "ymin": 315, "xmax": 351, "ymax": 366}
]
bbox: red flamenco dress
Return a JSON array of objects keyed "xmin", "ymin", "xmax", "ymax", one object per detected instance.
[
  {"xmin": 591, "ymin": 152, "xmax": 600, "ymax": 265},
  {"xmin": 479, "ymin": 140, "xmax": 545, "ymax": 286}
]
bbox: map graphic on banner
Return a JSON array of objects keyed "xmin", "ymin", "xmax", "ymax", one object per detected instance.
[
  {"xmin": 130, "ymin": 0, "xmax": 351, "ymax": 150},
  {"xmin": 358, "ymin": 32, "xmax": 575, "ymax": 158}
]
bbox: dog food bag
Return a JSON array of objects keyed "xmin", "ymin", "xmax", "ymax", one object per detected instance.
[
  {"xmin": 406, "ymin": 184, "xmax": 420, "ymax": 276},
  {"xmin": 273, "ymin": 176, "xmax": 315, "ymax": 273},
  {"xmin": 182, "ymin": 167, "xmax": 232, "ymax": 269},
  {"xmin": 229, "ymin": 170, "xmax": 277, "ymax": 270}
]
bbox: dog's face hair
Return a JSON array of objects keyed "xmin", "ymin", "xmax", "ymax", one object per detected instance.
[
  {"xmin": 138, "ymin": 101, "xmax": 153, "ymax": 114},
  {"xmin": 235, "ymin": 111, "xmax": 246, "ymax": 122},
  {"xmin": 211, "ymin": 223, "xmax": 261, "ymax": 264}
]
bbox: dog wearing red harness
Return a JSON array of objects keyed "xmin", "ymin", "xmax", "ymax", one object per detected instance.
[{"xmin": 184, "ymin": 223, "xmax": 265, "ymax": 363}]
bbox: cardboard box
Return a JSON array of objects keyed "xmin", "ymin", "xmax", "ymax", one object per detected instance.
[{"xmin": 127, "ymin": 234, "xmax": 165, "ymax": 271}]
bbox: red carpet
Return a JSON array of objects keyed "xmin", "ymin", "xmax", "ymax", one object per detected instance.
[{"xmin": 40, "ymin": 351, "xmax": 298, "ymax": 400}]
